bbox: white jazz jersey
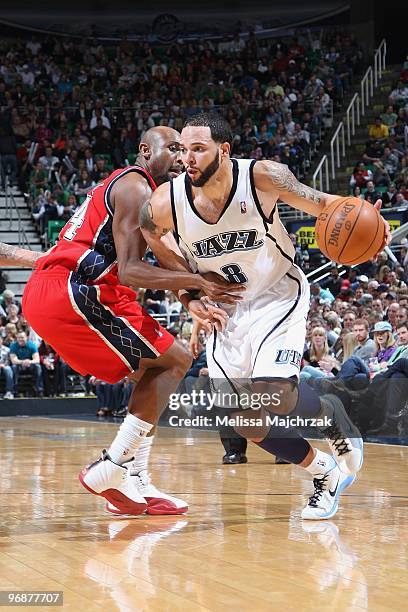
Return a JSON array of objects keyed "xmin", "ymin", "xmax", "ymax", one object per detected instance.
[
  {"xmin": 171, "ymin": 158, "xmax": 310, "ymax": 383},
  {"xmin": 171, "ymin": 158, "xmax": 295, "ymax": 300}
]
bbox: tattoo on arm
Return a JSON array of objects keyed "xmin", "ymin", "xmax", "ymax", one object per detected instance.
[
  {"xmin": 269, "ymin": 163, "xmax": 324, "ymax": 204},
  {"xmin": 0, "ymin": 242, "xmax": 42, "ymax": 267},
  {"xmin": 139, "ymin": 202, "xmax": 171, "ymax": 237}
]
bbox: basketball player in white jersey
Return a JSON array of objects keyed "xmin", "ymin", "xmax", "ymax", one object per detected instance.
[{"xmin": 140, "ymin": 113, "xmax": 390, "ymax": 519}]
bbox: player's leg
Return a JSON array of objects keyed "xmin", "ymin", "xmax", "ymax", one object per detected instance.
[
  {"xmin": 249, "ymin": 266, "xmax": 363, "ymax": 476},
  {"xmin": 23, "ymin": 270, "xmax": 190, "ymax": 515},
  {"xmin": 256, "ymin": 432, "xmax": 355, "ymax": 520},
  {"xmin": 105, "ymin": 344, "xmax": 191, "ymax": 516}
]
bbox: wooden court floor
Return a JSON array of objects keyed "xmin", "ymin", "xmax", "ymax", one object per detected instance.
[{"xmin": 0, "ymin": 417, "xmax": 407, "ymax": 612}]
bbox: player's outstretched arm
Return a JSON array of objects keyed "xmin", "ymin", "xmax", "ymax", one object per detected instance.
[
  {"xmin": 0, "ymin": 242, "xmax": 47, "ymax": 268},
  {"xmin": 253, "ymin": 160, "xmax": 391, "ymax": 247},
  {"xmin": 253, "ymin": 160, "xmax": 338, "ymax": 217}
]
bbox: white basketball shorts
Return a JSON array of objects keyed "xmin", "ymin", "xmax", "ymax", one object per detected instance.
[{"xmin": 207, "ymin": 264, "xmax": 310, "ymax": 385}]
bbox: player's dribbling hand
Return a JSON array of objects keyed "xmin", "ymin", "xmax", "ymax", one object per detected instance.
[
  {"xmin": 199, "ymin": 271, "xmax": 245, "ymax": 304},
  {"xmin": 373, "ymin": 199, "xmax": 392, "ymax": 257}
]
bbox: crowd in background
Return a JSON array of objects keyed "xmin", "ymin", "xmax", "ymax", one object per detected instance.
[
  {"xmin": 1, "ymin": 246, "xmax": 408, "ymax": 435},
  {"xmin": 0, "ymin": 29, "xmax": 364, "ymax": 241},
  {"xmin": 0, "ymin": 33, "xmax": 408, "ymax": 436},
  {"xmin": 349, "ymin": 72, "xmax": 408, "ymax": 207}
]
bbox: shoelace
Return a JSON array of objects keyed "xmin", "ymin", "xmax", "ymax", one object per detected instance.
[
  {"xmin": 308, "ymin": 474, "xmax": 329, "ymax": 508},
  {"xmin": 322, "ymin": 422, "xmax": 351, "ymax": 456},
  {"xmin": 131, "ymin": 470, "xmax": 151, "ymax": 488}
]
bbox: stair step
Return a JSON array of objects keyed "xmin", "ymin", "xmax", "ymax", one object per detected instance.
[
  {"xmin": 1, "ymin": 269, "xmax": 32, "ymax": 281},
  {"xmin": 0, "ymin": 221, "xmax": 38, "ymax": 231},
  {"xmin": 6, "ymin": 282, "xmax": 29, "ymax": 297},
  {"xmin": 0, "ymin": 232, "xmax": 40, "ymax": 240},
  {"xmin": 0, "ymin": 211, "xmax": 32, "ymax": 220},
  {"xmin": 0, "ymin": 201, "xmax": 28, "ymax": 209}
]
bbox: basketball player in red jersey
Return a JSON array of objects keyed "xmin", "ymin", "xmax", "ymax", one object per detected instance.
[{"xmin": 0, "ymin": 126, "xmax": 241, "ymax": 516}]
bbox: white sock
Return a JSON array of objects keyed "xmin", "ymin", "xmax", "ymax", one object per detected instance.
[
  {"xmin": 127, "ymin": 435, "xmax": 154, "ymax": 476},
  {"xmin": 108, "ymin": 413, "xmax": 153, "ymax": 465},
  {"xmin": 305, "ymin": 448, "xmax": 336, "ymax": 477}
]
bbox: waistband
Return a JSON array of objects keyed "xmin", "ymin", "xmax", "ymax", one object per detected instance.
[{"xmin": 31, "ymin": 265, "xmax": 72, "ymax": 281}]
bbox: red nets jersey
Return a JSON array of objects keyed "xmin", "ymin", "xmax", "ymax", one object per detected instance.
[{"xmin": 36, "ymin": 166, "xmax": 156, "ymax": 283}]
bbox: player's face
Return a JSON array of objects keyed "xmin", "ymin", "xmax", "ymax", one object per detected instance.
[
  {"xmin": 150, "ymin": 136, "xmax": 183, "ymax": 185},
  {"xmin": 180, "ymin": 126, "xmax": 228, "ymax": 187}
]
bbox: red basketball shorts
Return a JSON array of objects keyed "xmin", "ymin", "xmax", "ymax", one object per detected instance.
[{"xmin": 22, "ymin": 267, "xmax": 174, "ymax": 383}]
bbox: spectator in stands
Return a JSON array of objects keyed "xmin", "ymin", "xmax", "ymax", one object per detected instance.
[
  {"xmin": 38, "ymin": 340, "xmax": 68, "ymax": 397},
  {"xmin": 352, "ymin": 185, "xmax": 365, "ymax": 200},
  {"xmin": 394, "ymin": 192, "xmax": 408, "ymax": 208},
  {"xmin": 322, "ymin": 265, "xmax": 342, "ymax": 297},
  {"xmin": 350, "ymin": 162, "xmax": 373, "ymax": 188},
  {"xmin": 368, "ymin": 117, "xmax": 389, "ymax": 141},
  {"xmin": 300, "ymin": 327, "xmax": 336, "ymax": 383},
  {"xmin": 32, "ymin": 190, "xmax": 64, "ymax": 239},
  {"xmin": 389, "ymin": 80, "xmax": 408, "ymax": 106},
  {"xmin": 1, "ymin": 289, "xmax": 20, "ymax": 315},
  {"xmin": 364, "ymin": 181, "xmax": 382, "ymax": 203},
  {"xmin": 381, "ymin": 146, "xmax": 400, "ymax": 179},
  {"xmin": 142, "ymin": 289, "xmax": 166, "ymax": 315},
  {"xmin": 38, "ymin": 146, "xmax": 60, "ymax": 172},
  {"xmin": 2, "ymin": 323, "xmax": 17, "ymax": 347},
  {"xmin": 352, "ymin": 318, "xmax": 376, "ymax": 364},
  {"xmin": 0, "ymin": 334, "xmax": 14, "ymax": 399},
  {"xmin": 74, "ymin": 170, "xmax": 94, "ymax": 197},
  {"xmin": 342, "ymin": 309, "xmax": 357, "ymax": 331},
  {"xmin": 372, "ymin": 321, "xmax": 397, "ymax": 367},
  {"xmin": 382, "ymin": 183, "xmax": 399, "ymax": 207},
  {"xmin": 169, "ymin": 311, "xmax": 193, "ymax": 341},
  {"xmin": 5, "ymin": 303, "xmax": 22, "ymax": 329},
  {"xmin": 396, "ymin": 307, "xmax": 408, "ymax": 326},
  {"xmin": 9, "ymin": 331, "xmax": 43, "ymax": 397},
  {"xmin": 362, "ymin": 140, "xmax": 384, "ymax": 164},
  {"xmin": 381, "ymin": 105, "xmax": 398, "ymax": 134},
  {"xmin": 310, "ymin": 282, "xmax": 334, "ymax": 305},
  {"xmin": 386, "ymin": 302, "xmax": 400, "ymax": 331}
]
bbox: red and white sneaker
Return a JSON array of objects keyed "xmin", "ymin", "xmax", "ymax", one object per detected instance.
[
  {"xmin": 105, "ymin": 469, "xmax": 188, "ymax": 516},
  {"xmin": 79, "ymin": 450, "xmax": 147, "ymax": 515}
]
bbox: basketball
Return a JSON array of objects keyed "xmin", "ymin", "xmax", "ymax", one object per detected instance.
[{"xmin": 315, "ymin": 197, "xmax": 386, "ymax": 265}]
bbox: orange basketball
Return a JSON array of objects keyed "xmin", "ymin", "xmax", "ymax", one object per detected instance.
[{"xmin": 315, "ymin": 197, "xmax": 386, "ymax": 265}]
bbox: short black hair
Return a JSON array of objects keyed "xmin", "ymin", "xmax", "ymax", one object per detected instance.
[{"xmin": 183, "ymin": 113, "xmax": 233, "ymax": 146}]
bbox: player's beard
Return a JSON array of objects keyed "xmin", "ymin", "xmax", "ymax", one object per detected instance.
[{"xmin": 188, "ymin": 153, "xmax": 220, "ymax": 187}]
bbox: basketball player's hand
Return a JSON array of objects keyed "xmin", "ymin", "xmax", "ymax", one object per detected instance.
[
  {"xmin": 188, "ymin": 299, "xmax": 228, "ymax": 333},
  {"xmin": 199, "ymin": 271, "xmax": 245, "ymax": 304},
  {"xmin": 373, "ymin": 200, "xmax": 391, "ymax": 255}
]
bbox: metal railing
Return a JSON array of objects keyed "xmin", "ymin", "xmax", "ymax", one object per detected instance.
[
  {"xmin": 360, "ymin": 66, "xmax": 374, "ymax": 116},
  {"xmin": 345, "ymin": 92, "xmax": 360, "ymax": 146},
  {"xmin": 374, "ymin": 39, "xmax": 387, "ymax": 87},
  {"xmin": 311, "ymin": 39, "xmax": 387, "ymax": 192},
  {"xmin": 312, "ymin": 154, "xmax": 330, "ymax": 192},
  {"xmin": 330, "ymin": 122, "xmax": 346, "ymax": 180},
  {"xmin": 1, "ymin": 178, "xmax": 32, "ymax": 250}
]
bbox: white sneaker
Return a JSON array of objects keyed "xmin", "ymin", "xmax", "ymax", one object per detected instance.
[
  {"xmin": 320, "ymin": 394, "xmax": 364, "ymax": 475},
  {"xmin": 4, "ymin": 392, "xmax": 14, "ymax": 400},
  {"xmin": 79, "ymin": 450, "xmax": 147, "ymax": 515},
  {"xmin": 105, "ymin": 469, "xmax": 188, "ymax": 516},
  {"xmin": 301, "ymin": 464, "xmax": 356, "ymax": 520}
]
